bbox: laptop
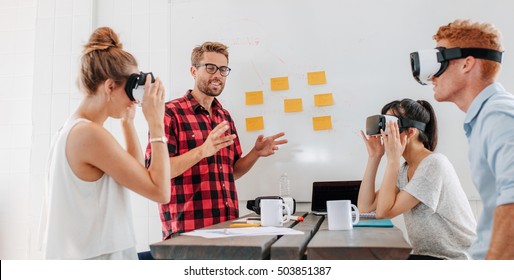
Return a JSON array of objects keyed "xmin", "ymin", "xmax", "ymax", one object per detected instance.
[{"xmin": 310, "ymin": 180, "xmax": 362, "ymax": 215}]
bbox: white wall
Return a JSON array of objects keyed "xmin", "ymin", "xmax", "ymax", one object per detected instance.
[
  {"xmin": 0, "ymin": 0, "xmax": 37, "ymax": 259},
  {"xmin": 0, "ymin": 0, "xmax": 490, "ymax": 259}
]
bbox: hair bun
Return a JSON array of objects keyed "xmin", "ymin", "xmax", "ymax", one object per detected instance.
[{"xmin": 83, "ymin": 26, "xmax": 123, "ymax": 55}]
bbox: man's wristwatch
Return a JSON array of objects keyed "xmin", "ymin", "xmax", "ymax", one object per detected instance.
[{"xmin": 150, "ymin": 136, "xmax": 168, "ymax": 143}]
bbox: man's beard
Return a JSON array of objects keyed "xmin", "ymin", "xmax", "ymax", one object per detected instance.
[{"xmin": 199, "ymin": 78, "xmax": 225, "ymax": 97}]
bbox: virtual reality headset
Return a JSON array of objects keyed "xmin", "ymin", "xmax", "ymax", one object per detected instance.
[
  {"xmin": 410, "ymin": 47, "xmax": 503, "ymax": 85},
  {"xmin": 366, "ymin": 115, "xmax": 426, "ymax": 136},
  {"xmin": 125, "ymin": 72, "xmax": 155, "ymax": 104},
  {"xmin": 246, "ymin": 196, "xmax": 296, "ymax": 215}
]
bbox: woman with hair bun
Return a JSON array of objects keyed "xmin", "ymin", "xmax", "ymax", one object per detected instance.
[
  {"xmin": 358, "ymin": 99, "xmax": 476, "ymax": 259},
  {"xmin": 40, "ymin": 27, "xmax": 171, "ymax": 259}
]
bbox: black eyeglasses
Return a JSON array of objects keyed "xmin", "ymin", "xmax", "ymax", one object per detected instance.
[{"xmin": 195, "ymin": 63, "xmax": 231, "ymax": 77}]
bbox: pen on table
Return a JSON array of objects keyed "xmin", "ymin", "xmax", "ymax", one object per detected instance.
[
  {"xmin": 290, "ymin": 215, "xmax": 304, "ymax": 222},
  {"xmin": 229, "ymin": 223, "xmax": 261, "ymax": 228}
]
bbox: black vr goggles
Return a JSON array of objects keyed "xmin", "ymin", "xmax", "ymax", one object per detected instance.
[
  {"xmin": 366, "ymin": 115, "xmax": 426, "ymax": 136},
  {"xmin": 246, "ymin": 196, "xmax": 296, "ymax": 215},
  {"xmin": 125, "ymin": 72, "xmax": 155, "ymax": 104},
  {"xmin": 410, "ymin": 47, "xmax": 503, "ymax": 85}
]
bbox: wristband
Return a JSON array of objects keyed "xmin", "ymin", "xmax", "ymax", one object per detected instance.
[{"xmin": 150, "ymin": 136, "xmax": 168, "ymax": 143}]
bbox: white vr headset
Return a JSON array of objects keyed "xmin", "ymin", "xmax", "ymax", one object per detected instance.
[
  {"xmin": 410, "ymin": 47, "xmax": 503, "ymax": 85},
  {"xmin": 366, "ymin": 115, "xmax": 426, "ymax": 136}
]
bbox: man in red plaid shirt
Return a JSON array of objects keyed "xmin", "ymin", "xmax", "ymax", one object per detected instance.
[{"xmin": 145, "ymin": 41, "xmax": 287, "ymax": 239}]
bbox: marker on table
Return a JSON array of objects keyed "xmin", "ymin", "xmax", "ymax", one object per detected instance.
[
  {"xmin": 290, "ymin": 216, "xmax": 304, "ymax": 222},
  {"xmin": 229, "ymin": 223, "xmax": 261, "ymax": 228}
]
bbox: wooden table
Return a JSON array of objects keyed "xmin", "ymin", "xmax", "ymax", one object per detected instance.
[
  {"xmin": 306, "ymin": 219, "xmax": 412, "ymax": 260},
  {"xmin": 150, "ymin": 212, "xmax": 309, "ymax": 260},
  {"xmin": 150, "ymin": 213, "xmax": 411, "ymax": 260},
  {"xmin": 270, "ymin": 214, "xmax": 323, "ymax": 260}
]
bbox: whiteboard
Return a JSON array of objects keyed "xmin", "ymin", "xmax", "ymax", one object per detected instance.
[{"xmin": 169, "ymin": 0, "xmax": 514, "ymax": 201}]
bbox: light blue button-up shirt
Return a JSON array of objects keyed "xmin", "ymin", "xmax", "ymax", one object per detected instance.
[{"xmin": 464, "ymin": 82, "xmax": 514, "ymax": 259}]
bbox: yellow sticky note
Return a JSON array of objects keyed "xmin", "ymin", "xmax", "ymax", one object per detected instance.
[
  {"xmin": 245, "ymin": 91, "xmax": 264, "ymax": 105},
  {"xmin": 246, "ymin": 116, "xmax": 264, "ymax": 131},
  {"xmin": 270, "ymin": 77, "xmax": 289, "ymax": 91},
  {"xmin": 284, "ymin": 98, "xmax": 303, "ymax": 112},
  {"xmin": 314, "ymin": 93, "xmax": 334, "ymax": 107},
  {"xmin": 307, "ymin": 71, "xmax": 327, "ymax": 85},
  {"xmin": 312, "ymin": 116, "xmax": 332, "ymax": 131}
]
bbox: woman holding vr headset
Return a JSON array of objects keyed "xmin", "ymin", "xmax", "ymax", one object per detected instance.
[
  {"xmin": 40, "ymin": 27, "xmax": 172, "ymax": 259},
  {"xmin": 358, "ymin": 99, "xmax": 476, "ymax": 260}
]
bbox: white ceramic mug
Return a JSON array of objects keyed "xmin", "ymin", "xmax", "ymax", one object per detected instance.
[
  {"xmin": 260, "ymin": 199, "xmax": 291, "ymax": 227},
  {"xmin": 327, "ymin": 200, "xmax": 360, "ymax": 230}
]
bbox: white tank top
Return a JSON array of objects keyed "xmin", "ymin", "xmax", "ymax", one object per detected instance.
[{"xmin": 40, "ymin": 118, "xmax": 137, "ymax": 259}]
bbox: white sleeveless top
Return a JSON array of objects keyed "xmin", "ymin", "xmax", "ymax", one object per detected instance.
[{"xmin": 40, "ymin": 118, "xmax": 137, "ymax": 259}]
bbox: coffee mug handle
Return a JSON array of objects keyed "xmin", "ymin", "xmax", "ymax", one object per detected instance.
[
  {"xmin": 281, "ymin": 203, "xmax": 291, "ymax": 224},
  {"xmin": 351, "ymin": 204, "xmax": 360, "ymax": 225}
]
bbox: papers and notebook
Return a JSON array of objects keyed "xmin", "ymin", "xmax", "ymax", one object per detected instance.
[
  {"xmin": 181, "ymin": 227, "xmax": 304, "ymax": 239},
  {"xmin": 354, "ymin": 219, "xmax": 394, "ymax": 228},
  {"xmin": 310, "ymin": 180, "xmax": 361, "ymax": 215}
]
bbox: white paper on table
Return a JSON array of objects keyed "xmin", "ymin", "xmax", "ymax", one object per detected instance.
[{"xmin": 180, "ymin": 227, "xmax": 304, "ymax": 239}]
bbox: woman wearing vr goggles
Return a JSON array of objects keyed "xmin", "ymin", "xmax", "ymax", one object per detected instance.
[
  {"xmin": 40, "ymin": 27, "xmax": 170, "ymax": 259},
  {"xmin": 359, "ymin": 99, "xmax": 476, "ymax": 260}
]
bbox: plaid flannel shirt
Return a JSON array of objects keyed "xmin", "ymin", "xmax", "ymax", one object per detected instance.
[{"xmin": 145, "ymin": 91, "xmax": 243, "ymax": 239}]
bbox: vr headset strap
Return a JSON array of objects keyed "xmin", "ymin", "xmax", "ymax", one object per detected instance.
[
  {"xmin": 400, "ymin": 118, "xmax": 426, "ymax": 132},
  {"xmin": 438, "ymin": 47, "xmax": 503, "ymax": 63}
]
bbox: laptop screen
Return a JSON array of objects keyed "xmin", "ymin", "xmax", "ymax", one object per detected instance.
[{"xmin": 311, "ymin": 181, "xmax": 361, "ymax": 213}]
